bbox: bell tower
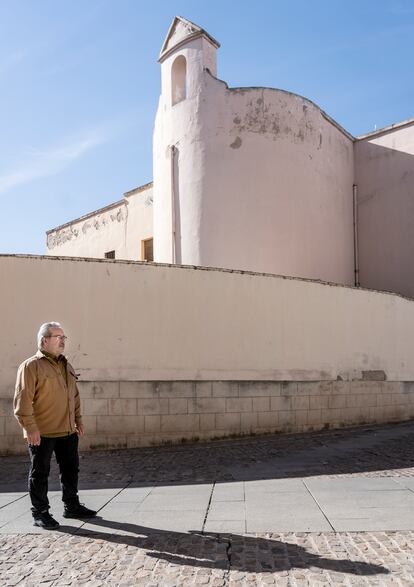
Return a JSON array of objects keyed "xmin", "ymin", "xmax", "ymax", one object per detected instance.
[
  {"xmin": 158, "ymin": 16, "xmax": 220, "ymax": 103},
  {"xmin": 153, "ymin": 17, "xmax": 220, "ymax": 264}
]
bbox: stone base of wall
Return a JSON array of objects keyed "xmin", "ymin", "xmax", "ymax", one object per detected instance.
[{"xmin": 2, "ymin": 380, "xmax": 414, "ymax": 455}]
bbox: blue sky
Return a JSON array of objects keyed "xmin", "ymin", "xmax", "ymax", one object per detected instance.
[{"xmin": 0, "ymin": 0, "xmax": 413, "ymax": 254}]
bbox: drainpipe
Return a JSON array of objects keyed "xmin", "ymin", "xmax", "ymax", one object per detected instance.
[
  {"xmin": 353, "ymin": 184, "xmax": 360, "ymax": 287},
  {"xmin": 170, "ymin": 145, "xmax": 176, "ymax": 264}
]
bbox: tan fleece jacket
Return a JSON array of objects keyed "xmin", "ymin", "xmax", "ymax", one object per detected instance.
[{"xmin": 13, "ymin": 350, "xmax": 82, "ymax": 436}]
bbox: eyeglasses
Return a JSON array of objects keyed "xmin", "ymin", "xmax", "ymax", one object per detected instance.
[{"xmin": 45, "ymin": 335, "xmax": 68, "ymax": 341}]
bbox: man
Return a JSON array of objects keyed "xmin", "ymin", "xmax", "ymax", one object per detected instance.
[{"xmin": 14, "ymin": 322, "xmax": 96, "ymax": 529}]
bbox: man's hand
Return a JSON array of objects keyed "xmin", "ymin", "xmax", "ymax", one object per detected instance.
[
  {"xmin": 26, "ymin": 431, "xmax": 41, "ymax": 446},
  {"xmin": 76, "ymin": 424, "xmax": 85, "ymax": 437}
]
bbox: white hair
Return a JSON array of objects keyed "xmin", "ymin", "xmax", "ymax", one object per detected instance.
[{"xmin": 37, "ymin": 322, "xmax": 63, "ymax": 350}]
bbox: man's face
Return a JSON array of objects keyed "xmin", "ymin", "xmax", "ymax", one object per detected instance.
[{"xmin": 42, "ymin": 327, "xmax": 66, "ymax": 357}]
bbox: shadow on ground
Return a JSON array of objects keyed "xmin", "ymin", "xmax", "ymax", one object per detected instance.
[
  {"xmin": 1, "ymin": 421, "xmax": 414, "ymax": 493},
  {"xmin": 2, "ymin": 422, "xmax": 410, "ymax": 581},
  {"xmin": 56, "ymin": 517, "xmax": 389, "ymax": 577}
]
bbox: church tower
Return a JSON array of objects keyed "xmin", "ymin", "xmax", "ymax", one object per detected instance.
[{"xmin": 153, "ymin": 17, "xmax": 220, "ymax": 264}]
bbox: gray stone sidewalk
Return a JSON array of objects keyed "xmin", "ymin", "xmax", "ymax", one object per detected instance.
[{"xmin": 1, "ymin": 422, "xmax": 414, "ymax": 585}]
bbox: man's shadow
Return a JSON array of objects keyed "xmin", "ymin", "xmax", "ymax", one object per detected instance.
[{"xmin": 59, "ymin": 516, "xmax": 389, "ymax": 576}]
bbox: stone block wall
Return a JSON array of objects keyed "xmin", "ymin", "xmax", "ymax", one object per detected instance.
[{"xmin": 3, "ymin": 380, "xmax": 414, "ymax": 454}]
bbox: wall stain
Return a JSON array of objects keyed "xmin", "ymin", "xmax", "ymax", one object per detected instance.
[
  {"xmin": 230, "ymin": 136, "xmax": 242, "ymax": 149},
  {"xmin": 318, "ymin": 132, "xmax": 323, "ymax": 150},
  {"xmin": 230, "ymin": 89, "xmax": 321, "ymax": 145}
]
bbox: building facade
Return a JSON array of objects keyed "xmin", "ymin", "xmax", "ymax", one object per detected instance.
[{"xmin": 46, "ymin": 16, "xmax": 414, "ymax": 298}]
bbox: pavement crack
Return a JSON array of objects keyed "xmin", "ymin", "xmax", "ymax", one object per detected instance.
[
  {"xmin": 222, "ymin": 536, "xmax": 232, "ymax": 586},
  {"xmin": 226, "ymin": 537, "xmax": 232, "ymax": 565}
]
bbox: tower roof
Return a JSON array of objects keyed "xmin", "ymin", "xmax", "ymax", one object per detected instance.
[{"xmin": 159, "ymin": 16, "xmax": 220, "ymax": 63}]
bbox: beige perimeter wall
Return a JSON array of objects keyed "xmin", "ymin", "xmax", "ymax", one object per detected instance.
[{"xmin": 1, "ymin": 254, "xmax": 413, "ymax": 454}]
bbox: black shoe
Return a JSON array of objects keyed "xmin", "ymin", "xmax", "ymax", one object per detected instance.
[
  {"xmin": 63, "ymin": 503, "xmax": 97, "ymax": 519},
  {"xmin": 33, "ymin": 512, "xmax": 60, "ymax": 529}
]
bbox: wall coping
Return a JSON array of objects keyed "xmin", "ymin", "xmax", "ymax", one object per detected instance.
[
  {"xmin": 356, "ymin": 116, "xmax": 414, "ymax": 141},
  {"xmin": 1, "ymin": 253, "xmax": 413, "ymax": 304}
]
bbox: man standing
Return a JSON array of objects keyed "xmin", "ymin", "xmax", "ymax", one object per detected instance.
[{"xmin": 14, "ymin": 322, "xmax": 96, "ymax": 529}]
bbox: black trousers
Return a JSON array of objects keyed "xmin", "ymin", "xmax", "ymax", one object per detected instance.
[{"xmin": 28, "ymin": 433, "xmax": 79, "ymax": 514}]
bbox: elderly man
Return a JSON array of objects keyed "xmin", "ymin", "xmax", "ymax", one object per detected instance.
[{"xmin": 14, "ymin": 322, "xmax": 96, "ymax": 529}]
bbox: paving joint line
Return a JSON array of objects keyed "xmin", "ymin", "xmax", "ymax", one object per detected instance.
[
  {"xmin": 74, "ymin": 474, "xmax": 134, "ymax": 535},
  {"xmin": 243, "ymin": 480, "xmax": 247, "ymax": 534},
  {"xmin": 0, "ymin": 493, "xmax": 28, "ymax": 510},
  {"xmin": 302, "ymin": 478, "xmax": 336, "ymax": 532},
  {"xmin": 0, "ymin": 503, "xmax": 39, "ymax": 531},
  {"xmin": 394, "ymin": 477, "xmax": 414, "ymax": 495},
  {"xmin": 201, "ymin": 480, "xmax": 216, "ymax": 533}
]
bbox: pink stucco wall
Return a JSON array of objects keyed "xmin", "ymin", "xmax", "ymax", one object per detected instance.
[
  {"xmin": 198, "ymin": 76, "xmax": 355, "ymax": 284},
  {"xmin": 355, "ymin": 121, "xmax": 414, "ymax": 298}
]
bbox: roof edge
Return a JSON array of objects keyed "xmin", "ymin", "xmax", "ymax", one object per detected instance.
[
  {"xmin": 46, "ymin": 199, "xmax": 125, "ymax": 235},
  {"xmin": 47, "ymin": 182, "xmax": 153, "ymax": 235},
  {"xmin": 123, "ymin": 181, "xmax": 153, "ymax": 197},
  {"xmin": 159, "ymin": 16, "xmax": 220, "ymax": 63},
  {"xmin": 356, "ymin": 116, "xmax": 414, "ymax": 141},
  {"xmin": 204, "ymin": 69, "xmax": 355, "ymax": 142}
]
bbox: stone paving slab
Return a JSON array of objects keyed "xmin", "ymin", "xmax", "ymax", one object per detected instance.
[
  {"xmin": 243, "ymin": 479, "xmax": 333, "ymax": 533},
  {"xmin": 208, "ymin": 501, "xmax": 245, "ymax": 521},
  {"xmin": 305, "ymin": 477, "xmax": 414, "ymax": 532},
  {"xmin": 396, "ymin": 477, "xmax": 414, "ymax": 490},
  {"xmin": 212, "ymin": 481, "xmax": 245, "ymax": 502},
  {"xmin": 138, "ymin": 484, "xmax": 212, "ymax": 511},
  {"xmin": 6, "ymin": 477, "xmax": 414, "ymax": 535},
  {"xmin": 90, "ymin": 509, "xmax": 207, "ymax": 534},
  {"xmin": 306, "ymin": 477, "xmax": 406, "ymax": 491}
]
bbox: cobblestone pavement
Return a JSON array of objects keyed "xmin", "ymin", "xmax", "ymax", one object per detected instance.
[
  {"xmin": 1, "ymin": 530, "xmax": 414, "ymax": 586},
  {"xmin": 1, "ymin": 422, "xmax": 414, "ymax": 586}
]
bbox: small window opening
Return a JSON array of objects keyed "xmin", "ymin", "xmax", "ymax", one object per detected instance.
[
  {"xmin": 171, "ymin": 55, "xmax": 187, "ymax": 105},
  {"xmin": 105, "ymin": 250, "xmax": 115, "ymax": 259},
  {"xmin": 141, "ymin": 238, "xmax": 153, "ymax": 262}
]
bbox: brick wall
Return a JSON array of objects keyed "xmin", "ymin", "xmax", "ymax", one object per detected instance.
[{"xmin": 3, "ymin": 380, "xmax": 414, "ymax": 454}]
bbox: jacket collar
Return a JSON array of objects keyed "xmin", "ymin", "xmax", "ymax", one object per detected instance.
[{"xmin": 36, "ymin": 349, "xmax": 66, "ymax": 364}]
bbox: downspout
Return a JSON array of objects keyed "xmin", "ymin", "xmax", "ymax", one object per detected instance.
[
  {"xmin": 170, "ymin": 145, "xmax": 176, "ymax": 263},
  {"xmin": 353, "ymin": 184, "xmax": 360, "ymax": 287}
]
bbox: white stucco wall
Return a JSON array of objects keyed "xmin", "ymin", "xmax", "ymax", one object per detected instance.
[
  {"xmin": 1, "ymin": 255, "xmax": 413, "ymax": 402},
  {"xmin": 153, "ymin": 40, "xmax": 355, "ymax": 285},
  {"xmin": 46, "ymin": 184, "xmax": 153, "ymax": 261},
  {"xmin": 355, "ymin": 121, "xmax": 414, "ymax": 299},
  {"xmin": 153, "ymin": 36, "xmax": 216, "ymax": 265}
]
